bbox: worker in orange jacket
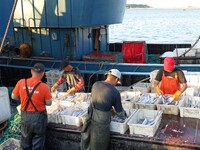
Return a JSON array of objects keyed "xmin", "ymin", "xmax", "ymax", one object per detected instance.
[{"xmin": 154, "ymin": 57, "xmax": 187, "ymax": 101}]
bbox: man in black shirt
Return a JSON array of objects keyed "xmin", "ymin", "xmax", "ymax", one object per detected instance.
[{"xmin": 81, "ymin": 69, "xmax": 126, "ymax": 150}]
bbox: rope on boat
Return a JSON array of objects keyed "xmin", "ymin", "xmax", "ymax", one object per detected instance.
[{"xmin": 0, "ymin": 112, "xmax": 21, "ymax": 144}]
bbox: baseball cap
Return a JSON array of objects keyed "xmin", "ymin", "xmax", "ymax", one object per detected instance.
[
  {"xmin": 32, "ymin": 63, "xmax": 45, "ymax": 73},
  {"xmin": 106, "ymin": 69, "xmax": 122, "ymax": 84},
  {"xmin": 60, "ymin": 59, "xmax": 69, "ymax": 71},
  {"xmin": 164, "ymin": 57, "xmax": 175, "ymax": 72}
]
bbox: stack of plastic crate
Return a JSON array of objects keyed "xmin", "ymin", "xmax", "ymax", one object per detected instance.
[{"xmin": 45, "ymin": 70, "xmax": 66, "ymax": 92}]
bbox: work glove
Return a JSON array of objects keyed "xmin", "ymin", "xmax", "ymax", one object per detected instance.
[
  {"xmin": 51, "ymin": 83, "xmax": 58, "ymax": 92},
  {"xmin": 67, "ymin": 87, "xmax": 76, "ymax": 95},
  {"xmin": 172, "ymin": 90, "xmax": 182, "ymax": 101},
  {"xmin": 155, "ymin": 86, "xmax": 163, "ymax": 95}
]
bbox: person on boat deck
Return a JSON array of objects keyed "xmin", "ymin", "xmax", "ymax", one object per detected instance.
[
  {"xmin": 11, "ymin": 63, "xmax": 52, "ymax": 150},
  {"xmin": 51, "ymin": 58, "xmax": 85, "ymax": 95},
  {"xmin": 81, "ymin": 69, "xmax": 127, "ymax": 150},
  {"xmin": 154, "ymin": 57, "xmax": 187, "ymax": 101}
]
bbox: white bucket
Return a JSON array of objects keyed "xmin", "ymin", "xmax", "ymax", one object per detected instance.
[{"xmin": 0, "ymin": 87, "xmax": 11, "ymax": 123}]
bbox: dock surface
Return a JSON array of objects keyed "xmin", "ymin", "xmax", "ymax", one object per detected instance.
[{"xmin": 46, "ymin": 114, "xmax": 200, "ymax": 150}]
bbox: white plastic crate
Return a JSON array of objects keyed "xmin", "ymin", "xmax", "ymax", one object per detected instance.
[
  {"xmin": 130, "ymin": 82, "xmax": 151, "ymax": 93},
  {"xmin": 134, "ymin": 93, "xmax": 160, "ymax": 110},
  {"xmin": 110, "ymin": 108, "xmax": 137, "ymax": 134},
  {"xmin": 46, "ymin": 77, "xmax": 58, "ymax": 83},
  {"xmin": 120, "ymin": 91, "xmax": 142, "ymax": 109},
  {"xmin": 60, "ymin": 103, "xmax": 89, "ymax": 126},
  {"xmin": 182, "ymin": 86, "xmax": 199, "ymax": 96},
  {"xmin": 120, "ymin": 91, "xmax": 141, "ymax": 101},
  {"xmin": 149, "ymin": 70, "xmax": 159, "ymax": 88},
  {"xmin": 45, "ymin": 70, "xmax": 62, "ymax": 78},
  {"xmin": 127, "ymin": 109, "xmax": 162, "ymax": 137},
  {"xmin": 46, "ymin": 101, "xmax": 73, "ymax": 124},
  {"xmin": 179, "ymin": 96, "xmax": 200, "ymax": 119},
  {"xmin": 0, "ymin": 87, "xmax": 11, "ymax": 124},
  {"xmin": 156, "ymin": 95, "xmax": 181, "ymax": 115},
  {"xmin": 0, "ymin": 138, "xmax": 21, "ymax": 150}
]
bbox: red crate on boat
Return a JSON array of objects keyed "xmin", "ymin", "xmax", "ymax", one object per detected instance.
[{"xmin": 122, "ymin": 41, "xmax": 147, "ymax": 63}]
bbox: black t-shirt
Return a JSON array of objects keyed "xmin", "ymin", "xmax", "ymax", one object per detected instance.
[
  {"xmin": 155, "ymin": 68, "xmax": 187, "ymax": 83},
  {"xmin": 91, "ymin": 81, "xmax": 123, "ymax": 112}
]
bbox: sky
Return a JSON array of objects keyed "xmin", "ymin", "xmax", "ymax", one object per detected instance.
[{"xmin": 127, "ymin": 0, "xmax": 200, "ymax": 8}]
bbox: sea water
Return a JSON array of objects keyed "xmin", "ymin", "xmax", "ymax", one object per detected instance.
[{"xmin": 109, "ymin": 9, "xmax": 200, "ymax": 47}]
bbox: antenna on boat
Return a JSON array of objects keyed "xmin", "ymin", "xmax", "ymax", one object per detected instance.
[{"xmin": 179, "ymin": 36, "xmax": 200, "ymax": 57}]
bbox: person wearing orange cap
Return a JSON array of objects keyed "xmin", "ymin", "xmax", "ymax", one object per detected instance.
[
  {"xmin": 154, "ymin": 57, "xmax": 187, "ymax": 101},
  {"xmin": 51, "ymin": 59, "xmax": 85, "ymax": 95}
]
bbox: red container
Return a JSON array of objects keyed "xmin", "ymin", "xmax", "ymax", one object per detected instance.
[{"xmin": 122, "ymin": 41, "xmax": 146, "ymax": 63}]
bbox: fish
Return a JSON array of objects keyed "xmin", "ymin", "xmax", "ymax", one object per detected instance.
[
  {"xmin": 136, "ymin": 94, "xmax": 158, "ymax": 104},
  {"xmin": 111, "ymin": 115, "xmax": 126, "ymax": 123},
  {"xmin": 137, "ymin": 117, "xmax": 157, "ymax": 126},
  {"xmin": 159, "ymin": 95, "xmax": 176, "ymax": 105},
  {"xmin": 185, "ymin": 97, "xmax": 200, "ymax": 108}
]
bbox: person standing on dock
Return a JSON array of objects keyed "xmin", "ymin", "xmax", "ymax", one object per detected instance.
[
  {"xmin": 11, "ymin": 63, "xmax": 52, "ymax": 150},
  {"xmin": 154, "ymin": 57, "xmax": 187, "ymax": 100},
  {"xmin": 81, "ymin": 69, "xmax": 127, "ymax": 150},
  {"xmin": 51, "ymin": 59, "xmax": 85, "ymax": 95}
]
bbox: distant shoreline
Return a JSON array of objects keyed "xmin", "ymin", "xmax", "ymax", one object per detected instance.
[{"xmin": 127, "ymin": 7, "xmax": 200, "ymax": 10}]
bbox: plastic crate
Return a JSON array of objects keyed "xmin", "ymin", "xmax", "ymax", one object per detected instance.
[
  {"xmin": 60, "ymin": 103, "xmax": 89, "ymax": 126},
  {"xmin": 120, "ymin": 91, "xmax": 142, "ymax": 109},
  {"xmin": 156, "ymin": 95, "xmax": 181, "ymax": 115},
  {"xmin": 130, "ymin": 82, "xmax": 151, "ymax": 93},
  {"xmin": 134, "ymin": 93, "xmax": 160, "ymax": 110},
  {"xmin": 110, "ymin": 109, "xmax": 137, "ymax": 134},
  {"xmin": 45, "ymin": 70, "xmax": 62, "ymax": 78},
  {"xmin": 0, "ymin": 138, "xmax": 21, "ymax": 150},
  {"xmin": 179, "ymin": 96, "xmax": 200, "ymax": 119},
  {"xmin": 182, "ymin": 86, "xmax": 200, "ymax": 96},
  {"xmin": 0, "ymin": 87, "xmax": 11, "ymax": 124},
  {"xmin": 127, "ymin": 109, "xmax": 162, "ymax": 137}
]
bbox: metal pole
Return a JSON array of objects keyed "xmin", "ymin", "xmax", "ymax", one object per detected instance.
[{"xmin": 0, "ymin": 0, "xmax": 18, "ymax": 54}]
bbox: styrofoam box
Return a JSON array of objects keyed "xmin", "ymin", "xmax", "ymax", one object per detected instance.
[
  {"xmin": 179, "ymin": 96, "xmax": 200, "ymax": 119},
  {"xmin": 156, "ymin": 95, "xmax": 181, "ymax": 115},
  {"xmin": 0, "ymin": 138, "xmax": 21, "ymax": 150},
  {"xmin": 60, "ymin": 103, "xmax": 89, "ymax": 126},
  {"xmin": 134, "ymin": 93, "xmax": 160, "ymax": 110},
  {"xmin": 120, "ymin": 91, "xmax": 142, "ymax": 109},
  {"xmin": 110, "ymin": 108, "xmax": 137, "ymax": 134},
  {"xmin": 127, "ymin": 109, "xmax": 162, "ymax": 137}
]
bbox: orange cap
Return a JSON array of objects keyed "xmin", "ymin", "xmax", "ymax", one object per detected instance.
[{"xmin": 164, "ymin": 57, "xmax": 175, "ymax": 72}]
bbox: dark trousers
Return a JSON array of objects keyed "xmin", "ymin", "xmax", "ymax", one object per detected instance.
[{"xmin": 21, "ymin": 111, "xmax": 47, "ymax": 150}]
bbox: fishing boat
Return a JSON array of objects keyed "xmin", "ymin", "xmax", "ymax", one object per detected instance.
[{"xmin": 0, "ymin": 0, "xmax": 200, "ymax": 149}]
